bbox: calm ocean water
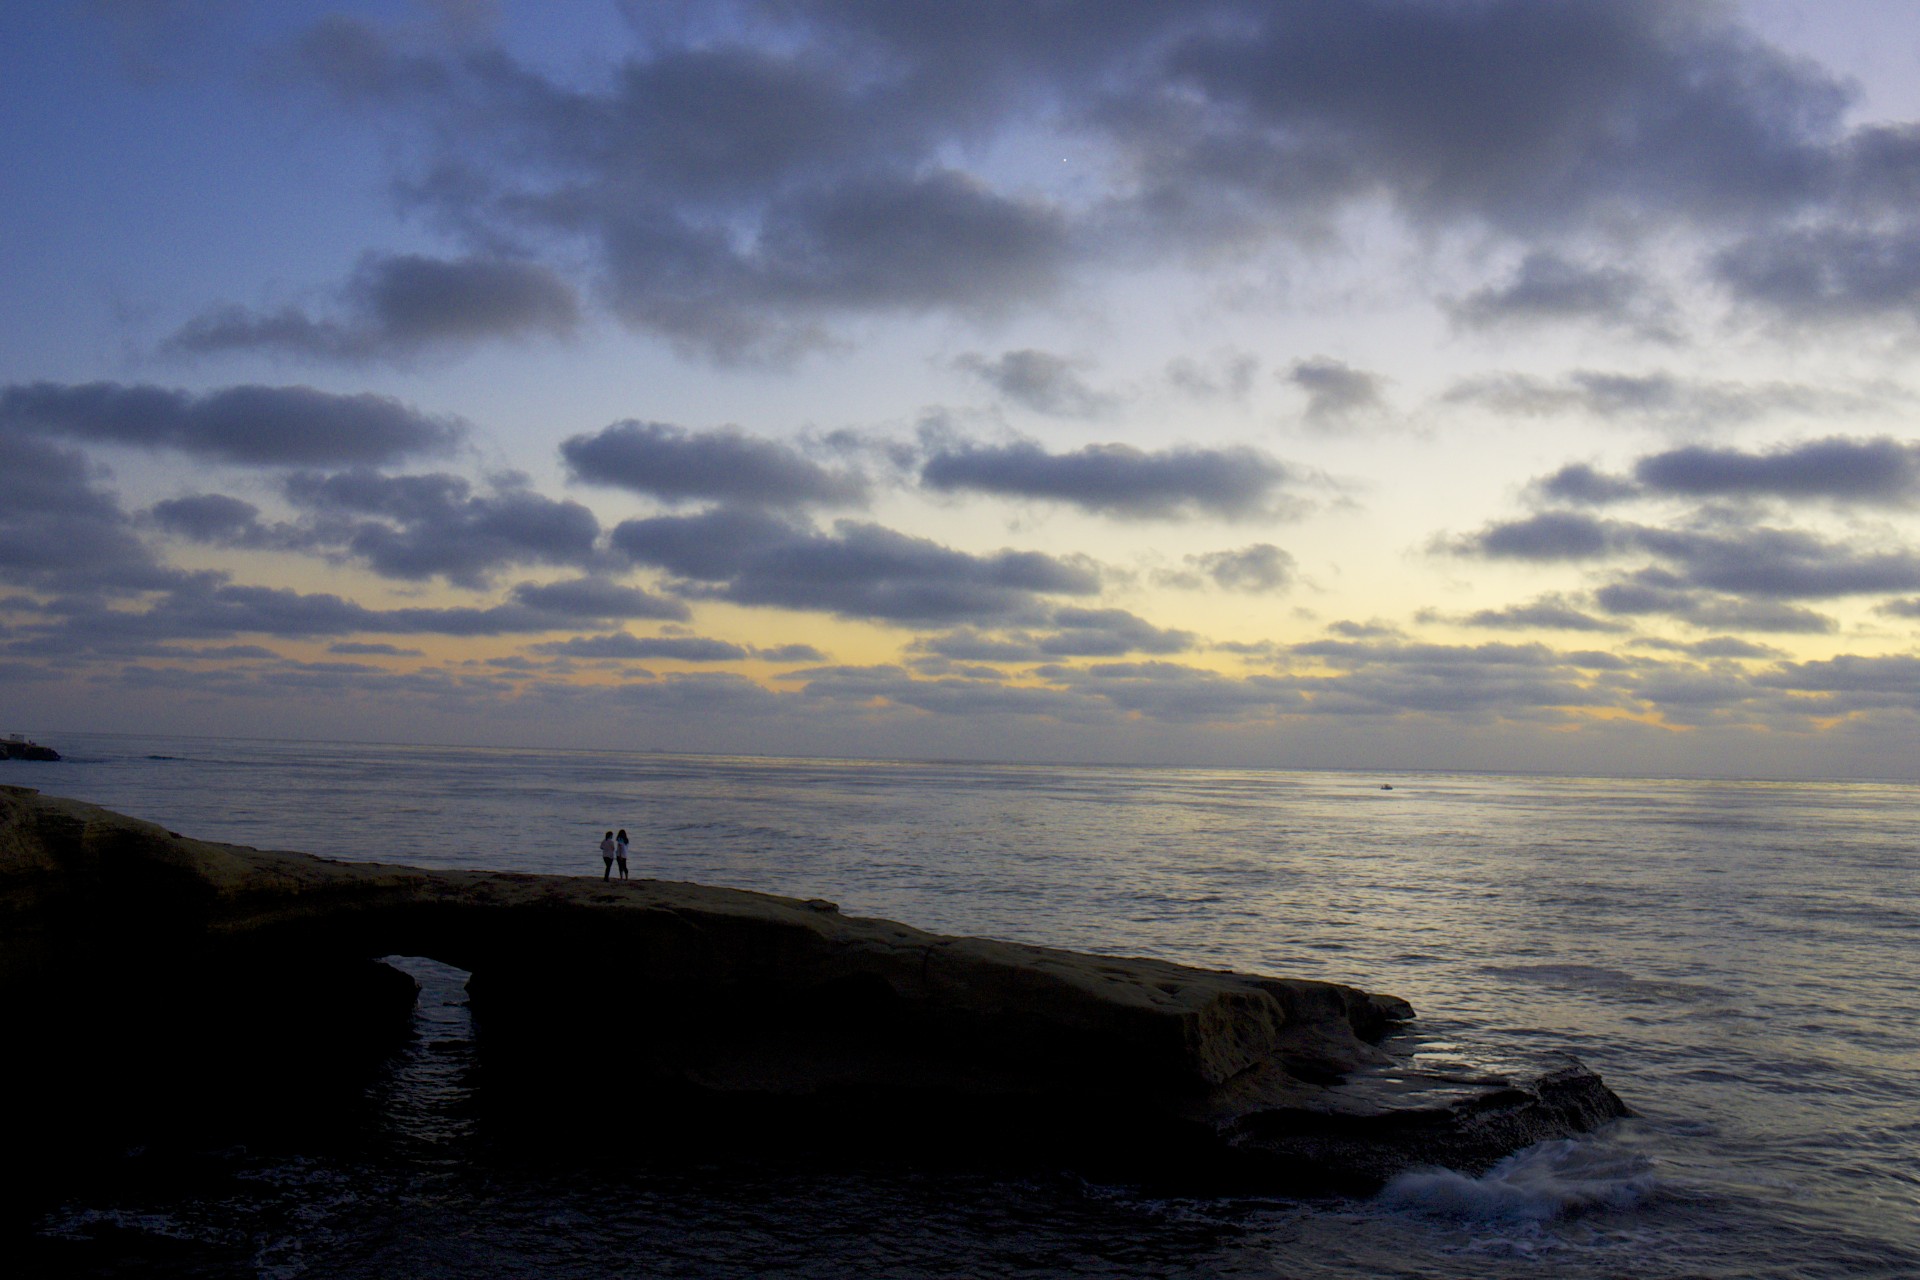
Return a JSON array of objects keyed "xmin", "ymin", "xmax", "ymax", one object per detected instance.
[{"xmin": 12, "ymin": 731, "xmax": 1920, "ymax": 1279}]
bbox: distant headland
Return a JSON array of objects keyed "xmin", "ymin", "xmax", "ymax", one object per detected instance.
[
  {"xmin": 0, "ymin": 785, "xmax": 1625, "ymax": 1191},
  {"xmin": 1, "ymin": 735, "xmax": 59, "ymax": 762}
]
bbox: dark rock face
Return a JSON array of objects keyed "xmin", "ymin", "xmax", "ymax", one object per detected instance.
[
  {"xmin": 0, "ymin": 786, "xmax": 1627, "ymax": 1191},
  {"xmin": 1, "ymin": 739, "xmax": 59, "ymax": 761}
]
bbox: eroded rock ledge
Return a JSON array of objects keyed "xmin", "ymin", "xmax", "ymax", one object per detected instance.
[{"xmin": 0, "ymin": 786, "xmax": 1625, "ymax": 1190}]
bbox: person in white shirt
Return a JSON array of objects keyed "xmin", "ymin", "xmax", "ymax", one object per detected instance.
[{"xmin": 599, "ymin": 831, "xmax": 617, "ymax": 880}]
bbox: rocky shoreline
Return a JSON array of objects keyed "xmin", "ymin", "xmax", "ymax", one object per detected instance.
[{"xmin": 0, "ymin": 785, "xmax": 1626, "ymax": 1192}]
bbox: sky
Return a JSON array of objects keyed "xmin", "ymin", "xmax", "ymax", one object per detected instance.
[{"xmin": 5, "ymin": 0, "xmax": 1920, "ymax": 777}]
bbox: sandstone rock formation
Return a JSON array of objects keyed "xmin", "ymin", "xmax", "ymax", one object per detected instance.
[{"xmin": 0, "ymin": 786, "xmax": 1625, "ymax": 1190}]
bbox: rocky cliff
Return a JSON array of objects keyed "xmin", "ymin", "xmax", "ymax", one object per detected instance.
[{"xmin": 0, "ymin": 785, "xmax": 1625, "ymax": 1190}]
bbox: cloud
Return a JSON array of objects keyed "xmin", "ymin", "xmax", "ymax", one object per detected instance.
[
  {"xmin": 250, "ymin": 0, "xmax": 1907, "ymax": 357},
  {"xmin": 1633, "ymin": 636, "xmax": 1781, "ymax": 659},
  {"xmin": 1632, "ymin": 437, "xmax": 1920, "ymax": 507},
  {"xmin": 561, "ymin": 419, "xmax": 865, "ymax": 509},
  {"xmin": 756, "ymin": 643, "xmax": 827, "ymax": 663},
  {"xmin": 282, "ymin": 469, "xmax": 602, "ymax": 588},
  {"xmin": 1452, "ymin": 510, "xmax": 1622, "ymax": 561},
  {"xmin": 533, "ymin": 633, "xmax": 749, "ymax": 662},
  {"xmin": 955, "ymin": 349, "xmax": 1113, "ymax": 417},
  {"xmin": 0, "ymin": 381, "xmax": 464, "ymax": 467},
  {"xmin": 148, "ymin": 493, "xmax": 269, "ymax": 544},
  {"xmin": 506, "ymin": 576, "xmax": 684, "ymax": 621},
  {"xmin": 0, "ymin": 434, "xmax": 182, "ymax": 592},
  {"xmin": 1284, "ymin": 357, "xmax": 1387, "ymax": 429},
  {"xmin": 1715, "ymin": 221, "xmax": 1920, "ymax": 324},
  {"xmin": 1448, "ymin": 251, "xmax": 1673, "ymax": 337},
  {"xmin": 1181, "ymin": 543, "xmax": 1296, "ymax": 592},
  {"xmin": 328, "ymin": 641, "xmax": 423, "ymax": 657},
  {"xmin": 10, "ymin": 569, "xmax": 688, "ymax": 653},
  {"xmin": 905, "ymin": 605, "xmax": 1195, "ymax": 663},
  {"xmin": 1458, "ymin": 594, "xmax": 1629, "ymax": 633},
  {"xmin": 1458, "ymin": 509, "xmax": 1920, "ymax": 599},
  {"xmin": 1532, "ymin": 463, "xmax": 1643, "ymax": 506},
  {"xmin": 1285, "ymin": 638, "xmax": 1618, "ymax": 717},
  {"xmin": 1592, "ymin": 576, "xmax": 1835, "ymax": 633},
  {"xmin": 1444, "ymin": 368, "xmax": 1905, "ymax": 430},
  {"xmin": 1759, "ymin": 653, "xmax": 1920, "ymax": 706},
  {"xmin": 1530, "ymin": 437, "xmax": 1920, "ymax": 510},
  {"xmin": 919, "ymin": 438, "xmax": 1295, "ymax": 519},
  {"xmin": 611, "ymin": 509, "xmax": 1100, "ymax": 624},
  {"xmin": 1034, "ymin": 607, "xmax": 1194, "ymax": 657},
  {"xmin": 166, "ymin": 253, "xmax": 581, "ymax": 362}
]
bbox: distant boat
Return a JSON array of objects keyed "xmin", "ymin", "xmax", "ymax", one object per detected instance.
[
  {"xmin": 2, "ymin": 734, "xmax": 60, "ymax": 762},
  {"xmin": 1379, "ymin": 783, "xmax": 1393, "ymax": 790}
]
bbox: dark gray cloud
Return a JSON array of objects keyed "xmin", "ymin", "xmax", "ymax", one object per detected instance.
[
  {"xmin": 1448, "ymin": 251, "xmax": 1672, "ymax": 337},
  {"xmin": 1458, "ymin": 510, "xmax": 1920, "ymax": 600},
  {"xmin": 1633, "ymin": 635, "xmax": 1781, "ymax": 659},
  {"xmin": 1592, "ymin": 576, "xmax": 1835, "ymax": 633},
  {"xmin": 1879, "ymin": 597, "xmax": 1920, "ymax": 619},
  {"xmin": 1449, "ymin": 497, "xmax": 1920, "ymax": 634},
  {"xmin": 1285, "ymin": 358, "xmax": 1387, "ymax": 429},
  {"xmin": 506, "ymin": 576, "xmax": 684, "ymax": 621},
  {"xmin": 149, "ymin": 493, "xmax": 266, "ymax": 544},
  {"xmin": 1035, "ymin": 607, "xmax": 1194, "ymax": 658},
  {"xmin": 920, "ymin": 439, "xmax": 1294, "ymax": 519},
  {"xmin": 1533, "ymin": 437, "xmax": 1920, "ymax": 510},
  {"xmin": 1624, "ymin": 527, "xmax": 1920, "ymax": 601},
  {"xmin": 1282, "ymin": 638, "xmax": 1614, "ymax": 718},
  {"xmin": 534, "ymin": 633, "xmax": 748, "ymax": 662},
  {"xmin": 167, "ymin": 253, "xmax": 581, "ymax": 362},
  {"xmin": 1715, "ymin": 221, "xmax": 1920, "ymax": 324},
  {"xmin": 955, "ymin": 350, "xmax": 1113, "ymax": 417},
  {"xmin": 1455, "ymin": 510, "xmax": 1621, "ymax": 561},
  {"xmin": 908, "ymin": 628, "xmax": 1050, "ymax": 665},
  {"xmin": 905, "ymin": 606, "xmax": 1194, "ymax": 663},
  {"xmin": 561, "ymin": 419, "xmax": 865, "ymax": 509},
  {"xmin": 1633, "ymin": 437, "xmax": 1920, "ymax": 506},
  {"xmin": 252, "ymin": 0, "xmax": 1910, "ymax": 356},
  {"xmin": 1532, "ymin": 463, "xmax": 1642, "ymax": 506},
  {"xmin": 283, "ymin": 469, "xmax": 602, "ymax": 588},
  {"xmin": 328, "ymin": 641, "xmax": 423, "ymax": 657},
  {"xmin": 0, "ymin": 381, "xmax": 463, "ymax": 466},
  {"xmin": 6, "ymin": 572, "xmax": 686, "ymax": 655},
  {"xmin": 1442, "ymin": 370, "xmax": 1891, "ymax": 429},
  {"xmin": 1759, "ymin": 653, "xmax": 1920, "ymax": 706},
  {"xmin": 0, "ymin": 434, "xmax": 183, "ymax": 593},
  {"xmin": 1459, "ymin": 594, "xmax": 1629, "ymax": 633},
  {"xmin": 611, "ymin": 508, "xmax": 1099, "ymax": 625},
  {"xmin": 758, "ymin": 643, "xmax": 827, "ymax": 663}
]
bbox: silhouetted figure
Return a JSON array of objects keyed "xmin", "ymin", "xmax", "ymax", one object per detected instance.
[
  {"xmin": 615, "ymin": 829, "xmax": 630, "ymax": 880},
  {"xmin": 599, "ymin": 831, "xmax": 616, "ymax": 880}
]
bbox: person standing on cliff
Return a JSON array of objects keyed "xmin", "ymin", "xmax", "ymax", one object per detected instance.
[
  {"xmin": 599, "ymin": 831, "xmax": 617, "ymax": 880},
  {"xmin": 615, "ymin": 829, "xmax": 630, "ymax": 880}
]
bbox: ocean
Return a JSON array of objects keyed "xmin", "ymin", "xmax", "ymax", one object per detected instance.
[{"xmin": 10, "ymin": 731, "xmax": 1918, "ymax": 1279}]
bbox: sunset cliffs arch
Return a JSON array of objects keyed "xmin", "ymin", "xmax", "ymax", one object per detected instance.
[{"xmin": 0, "ymin": 785, "xmax": 1623, "ymax": 1190}]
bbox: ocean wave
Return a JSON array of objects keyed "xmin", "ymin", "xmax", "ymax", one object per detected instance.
[{"xmin": 1376, "ymin": 1136, "xmax": 1656, "ymax": 1223}]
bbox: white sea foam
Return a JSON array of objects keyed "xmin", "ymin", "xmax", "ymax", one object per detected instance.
[{"xmin": 1376, "ymin": 1138, "xmax": 1656, "ymax": 1223}]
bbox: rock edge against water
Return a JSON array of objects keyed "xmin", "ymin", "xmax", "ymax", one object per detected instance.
[{"xmin": 0, "ymin": 786, "xmax": 1625, "ymax": 1191}]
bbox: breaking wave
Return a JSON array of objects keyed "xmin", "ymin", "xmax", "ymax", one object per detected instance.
[{"xmin": 1377, "ymin": 1136, "xmax": 1656, "ymax": 1223}]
